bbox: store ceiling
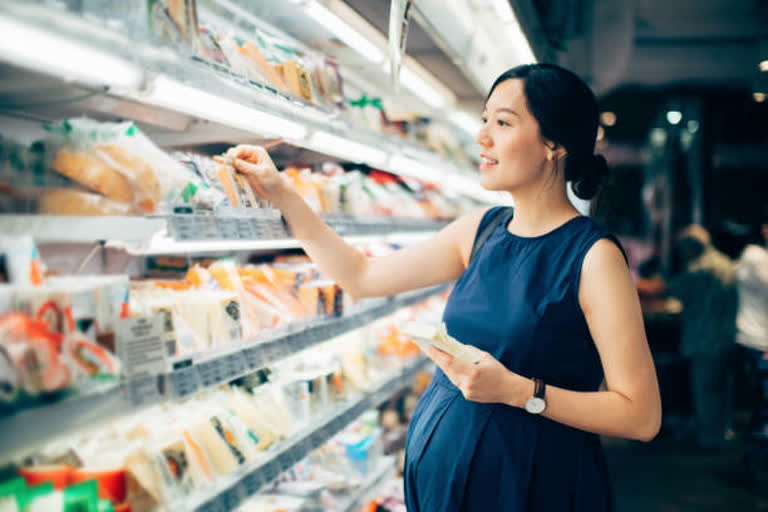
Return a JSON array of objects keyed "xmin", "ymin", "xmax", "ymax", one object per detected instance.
[{"xmin": 344, "ymin": 0, "xmax": 768, "ymax": 98}]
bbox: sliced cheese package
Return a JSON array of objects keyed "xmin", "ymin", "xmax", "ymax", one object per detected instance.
[{"xmin": 402, "ymin": 322, "xmax": 479, "ymax": 365}]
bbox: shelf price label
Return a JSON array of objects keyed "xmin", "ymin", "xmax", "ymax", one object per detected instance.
[
  {"xmin": 195, "ymin": 215, "xmax": 219, "ymax": 240},
  {"xmin": 223, "ymin": 353, "xmax": 246, "ymax": 379},
  {"xmin": 197, "ymin": 359, "xmax": 225, "ymax": 387},
  {"xmin": 169, "ymin": 215, "xmax": 198, "ymax": 240},
  {"xmin": 236, "ymin": 218, "xmax": 254, "ymax": 239},
  {"xmin": 242, "ymin": 346, "xmax": 263, "ymax": 370},
  {"xmin": 126, "ymin": 374, "xmax": 165, "ymax": 407},
  {"xmin": 170, "ymin": 364, "xmax": 199, "ymax": 399},
  {"xmin": 216, "ymin": 217, "xmax": 240, "ymax": 239}
]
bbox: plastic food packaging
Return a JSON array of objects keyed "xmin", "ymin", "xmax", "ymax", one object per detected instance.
[{"xmin": 402, "ymin": 321, "xmax": 479, "ymax": 365}]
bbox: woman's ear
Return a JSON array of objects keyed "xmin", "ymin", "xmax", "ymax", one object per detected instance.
[{"xmin": 543, "ymin": 140, "xmax": 566, "ymax": 162}]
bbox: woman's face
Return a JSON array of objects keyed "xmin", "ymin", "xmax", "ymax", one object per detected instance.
[{"xmin": 476, "ymin": 79, "xmax": 553, "ymax": 192}]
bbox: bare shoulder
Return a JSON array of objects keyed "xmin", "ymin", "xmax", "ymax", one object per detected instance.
[
  {"xmin": 579, "ymin": 237, "xmax": 634, "ymax": 312},
  {"xmin": 583, "ymin": 237, "xmax": 627, "ymax": 271}
]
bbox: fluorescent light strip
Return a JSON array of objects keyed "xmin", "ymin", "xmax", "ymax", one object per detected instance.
[
  {"xmin": 398, "ymin": 66, "xmax": 447, "ymax": 108},
  {"xmin": 487, "ymin": 0, "xmax": 536, "ymax": 64},
  {"xmin": 389, "ymin": 154, "xmax": 443, "ymax": 182},
  {"xmin": 305, "ymin": 1, "xmax": 385, "ymax": 63},
  {"xmin": 145, "ymin": 76, "xmax": 308, "ymax": 140},
  {"xmin": 0, "ymin": 15, "xmax": 143, "ymax": 90},
  {"xmin": 308, "ymin": 131, "xmax": 389, "ymax": 166}
]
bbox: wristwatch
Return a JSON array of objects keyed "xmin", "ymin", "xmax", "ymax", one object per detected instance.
[{"xmin": 524, "ymin": 378, "xmax": 547, "ymax": 414}]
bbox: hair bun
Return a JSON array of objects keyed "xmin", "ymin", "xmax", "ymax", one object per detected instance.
[{"xmin": 571, "ymin": 153, "xmax": 609, "ymax": 200}]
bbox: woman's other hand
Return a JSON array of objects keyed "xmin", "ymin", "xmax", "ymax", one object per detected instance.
[{"xmin": 423, "ymin": 344, "xmax": 522, "ymax": 404}]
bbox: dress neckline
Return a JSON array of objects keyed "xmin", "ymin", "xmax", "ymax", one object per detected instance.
[{"xmin": 502, "ymin": 213, "xmax": 586, "ymax": 240}]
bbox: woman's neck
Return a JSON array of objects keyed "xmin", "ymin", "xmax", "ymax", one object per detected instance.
[{"xmin": 507, "ymin": 186, "xmax": 581, "ymax": 237}]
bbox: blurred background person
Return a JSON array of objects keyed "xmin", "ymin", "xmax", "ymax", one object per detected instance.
[{"xmin": 736, "ymin": 208, "xmax": 768, "ymax": 476}]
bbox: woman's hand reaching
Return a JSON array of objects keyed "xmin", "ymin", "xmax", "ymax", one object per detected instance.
[{"xmin": 225, "ymin": 144, "xmax": 287, "ymax": 202}]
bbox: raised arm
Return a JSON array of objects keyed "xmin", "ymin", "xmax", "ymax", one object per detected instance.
[{"xmin": 231, "ymin": 144, "xmax": 490, "ymax": 298}]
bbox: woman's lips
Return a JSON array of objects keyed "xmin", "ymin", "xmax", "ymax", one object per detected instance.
[{"xmin": 480, "ymin": 155, "xmax": 498, "ymax": 172}]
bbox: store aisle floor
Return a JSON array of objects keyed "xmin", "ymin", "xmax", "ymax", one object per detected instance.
[{"xmin": 605, "ymin": 435, "xmax": 768, "ymax": 512}]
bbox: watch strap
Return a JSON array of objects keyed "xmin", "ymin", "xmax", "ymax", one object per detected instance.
[{"xmin": 533, "ymin": 378, "xmax": 546, "ymax": 399}]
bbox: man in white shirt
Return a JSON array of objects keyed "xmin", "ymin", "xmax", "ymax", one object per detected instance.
[{"xmin": 736, "ymin": 210, "xmax": 768, "ymax": 471}]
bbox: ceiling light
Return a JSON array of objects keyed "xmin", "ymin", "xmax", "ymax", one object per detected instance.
[
  {"xmin": 666, "ymin": 111, "xmax": 682, "ymax": 125},
  {"xmin": 0, "ymin": 15, "xmax": 143, "ymax": 90},
  {"xmin": 305, "ymin": 1, "xmax": 384, "ymax": 63},
  {"xmin": 144, "ymin": 76, "xmax": 308, "ymax": 140},
  {"xmin": 449, "ymin": 110, "xmax": 482, "ymax": 136},
  {"xmin": 754, "ymin": 92, "xmax": 766, "ymax": 103},
  {"xmin": 488, "ymin": 0, "xmax": 536, "ymax": 63},
  {"xmin": 687, "ymin": 120, "xmax": 699, "ymax": 133},
  {"xmin": 600, "ymin": 111, "xmax": 617, "ymax": 127},
  {"xmin": 760, "ymin": 60, "xmax": 768, "ymax": 72},
  {"xmin": 308, "ymin": 131, "xmax": 389, "ymax": 166}
]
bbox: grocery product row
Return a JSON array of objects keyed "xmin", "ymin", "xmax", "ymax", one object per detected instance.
[
  {"xmin": 0, "ymin": 233, "xmax": 447, "ymax": 451},
  {"xmin": 0, "ymin": 1, "xmax": 494, "ymax": 201},
  {"xmin": 0, "ymin": 119, "xmax": 476, "ymax": 220},
  {"xmin": 1, "ymin": 296, "xmax": 443, "ymax": 512}
]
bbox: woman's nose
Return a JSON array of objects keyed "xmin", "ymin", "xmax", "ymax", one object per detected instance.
[{"xmin": 476, "ymin": 125, "xmax": 492, "ymax": 148}]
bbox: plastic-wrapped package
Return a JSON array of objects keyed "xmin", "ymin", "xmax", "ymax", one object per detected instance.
[{"xmin": 45, "ymin": 119, "xmax": 204, "ymax": 214}]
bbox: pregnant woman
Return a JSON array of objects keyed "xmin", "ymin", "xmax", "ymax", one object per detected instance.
[{"xmin": 231, "ymin": 63, "xmax": 662, "ymax": 511}]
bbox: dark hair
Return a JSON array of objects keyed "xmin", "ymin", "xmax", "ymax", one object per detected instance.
[{"xmin": 486, "ymin": 63, "xmax": 608, "ymax": 200}]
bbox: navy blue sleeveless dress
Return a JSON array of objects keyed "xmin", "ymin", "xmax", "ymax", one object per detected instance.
[{"xmin": 404, "ymin": 207, "xmax": 623, "ymax": 511}]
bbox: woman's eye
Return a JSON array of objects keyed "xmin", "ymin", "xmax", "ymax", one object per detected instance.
[
  {"xmin": 481, "ymin": 117, "xmax": 488, "ymax": 124},
  {"xmin": 497, "ymin": 119, "xmax": 510, "ymax": 127}
]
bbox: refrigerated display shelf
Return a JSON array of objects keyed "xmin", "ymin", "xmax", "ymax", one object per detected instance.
[
  {"xmin": 183, "ymin": 357, "xmax": 430, "ymax": 512},
  {"xmin": 0, "ymin": 213, "xmax": 447, "ymax": 249},
  {"xmin": 0, "ymin": 2, "xmax": 494, "ymax": 203},
  {"xmin": 0, "ymin": 285, "xmax": 446, "ymax": 461},
  {"xmin": 0, "ymin": 215, "xmax": 167, "ymax": 243},
  {"xmin": 336, "ymin": 456, "xmax": 398, "ymax": 512}
]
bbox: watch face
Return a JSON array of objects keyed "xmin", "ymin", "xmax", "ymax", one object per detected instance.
[{"xmin": 525, "ymin": 397, "xmax": 546, "ymax": 414}]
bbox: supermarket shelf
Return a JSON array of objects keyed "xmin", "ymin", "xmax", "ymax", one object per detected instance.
[
  {"xmin": 182, "ymin": 357, "xmax": 430, "ymax": 512},
  {"xmin": 0, "ymin": 215, "xmax": 166, "ymax": 243},
  {"xmin": 336, "ymin": 456, "xmax": 398, "ymax": 512},
  {"xmin": 0, "ymin": 285, "xmax": 446, "ymax": 461},
  {"xmin": 0, "ymin": 213, "xmax": 446, "ymax": 252},
  {"xmin": 0, "ymin": 2, "xmax": 497, "ymax": 203}
]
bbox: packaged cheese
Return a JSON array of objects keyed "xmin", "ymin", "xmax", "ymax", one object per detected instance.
[{"xmin": 402, "ymin": 322, "xmax": 479, "ymax": 365}]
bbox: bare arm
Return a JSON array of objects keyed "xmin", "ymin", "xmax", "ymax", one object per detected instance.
[
  {"xmin": 230, "ymin": 144, "xmax": 490, "ymax": 298},
  {"xmin": 511, "ymin": 239, "xmax": 662, "ymax": 440}
]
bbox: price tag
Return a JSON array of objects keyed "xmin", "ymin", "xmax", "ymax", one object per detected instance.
[
  {"xmin": 241, "ymin": 471, "xmax": 263, "ymax": 497},
  {"xmin": 236, "ymin": 218, "xmax": 254, "ymax": 239},
  {"xmin": 216, "ymin": 217, "xmax": 240, "ymax": 239},
  {"xmin": 116, "ymin": 316, "xmax": 167, "ymax": 379},
  {"xmin": 170, "ymin": 365, "xmax": 199, "ymax": 399},
  {"xmin": 250, "ymin": 218, "xmax": 268, "ymax": 238},
  {"xmin": 195, "ymin": 215, "xmax": 219, "ymax": 240},
  {"xmin": 197, "ymin": 359, "xmax": 224, "ymax": 387},
  {"xmin": 170, "ymin": 215, "xmax": 197, "ymax": 240},
  {"xmin": 226, "ymin": 353, "xmax": 246, "ymax": 377},
  {"xmin": 242, "ymin": 346, "xmax": 263, "ymax": 370},
  {"xmin": 127, "ymin": 374, "xmax": 165, "ymax": 407}
]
